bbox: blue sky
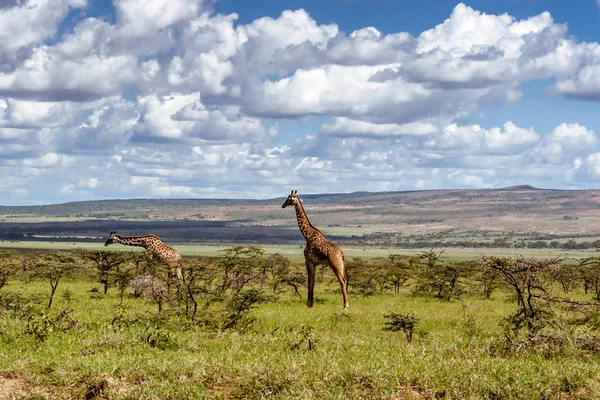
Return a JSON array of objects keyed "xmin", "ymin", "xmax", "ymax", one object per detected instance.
[
  {"xmin": 219, "ymin": 0, "xmax": 600, "ymax": 39},
  {"xmin": 1, "ymin": 0, "xmax": 600, "ymax": 205},
  {"xmin": 75, "ymin": 1, "xmax": 600, "ymax": 45},
  {"xmin": 213, "ymin": 0, "xmax": 600, "ymax": 136}
]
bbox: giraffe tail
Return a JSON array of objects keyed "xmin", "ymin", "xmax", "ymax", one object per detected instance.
[{"xmin": 342, "ymin": 254, "xmax": 348, "ymax": 284}]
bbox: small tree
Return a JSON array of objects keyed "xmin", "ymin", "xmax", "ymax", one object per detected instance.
[
  {"xmin": 113, "ymin": 264, "xmax": 135, "ymax": 305},
  {"xmin": 217, "ymin": 246, "xmax": 268, "ymax": 294},
  {"xmin": 33, "ymin": 252, "xmax": 77, "ymax": 309},
  {"xmin": 128, "ymin": 251, "xmax": 159, "ymax": 276},
  {"xmin": 78, "ymin": 250, "xmax": 129, "ymax": 294},
  {"xmin": 129, "ymin": 275, "xmax": 174, "ymax": 312},
  {"xmin": 221, "ymin": 289, "xmax": 270, "ymax": 331},
  {"xmin": 477, "ymin": 255, "xmax": 563, "ymax": 337},
  {"xmin": 180, "ymin": 257, "xmax": 214, "ymax": 320},
  {"xmin": 281, "ymin": 272, "xmax": 305, "ymax": 299},
  {"xmin": 475, "ymin": 264, "xmax": 499, "ymax": 299},
  {"xmin": 383, "ymin": 312, "xmax": 419, "ymax": 343},
  {"xmin": 577, "ymin": 257, "xmax": 600, "ymax": 300},
  {"xmin": 415, "ymin": 249, "xmax": 462, "ymax": 300},
  {"xmin": 345, "ymin": 257, "xmax": 371, "ymax": 295},
  {"xmin": 0, "ymin": 251, "xmax": 20, "ymax": 291},
  {"xmin": 369, "ymin": 257, "xmax": 393, "ymax": 294},
  {"xmin": 266, "ymin": 253, "xmax": 291, "ymax": 293},
  {"xmin": 552, "ymin": 263, "xmax": 578, "ymax": 294},
  {"xmin": 17, "ymin": 252, "xmax": 40, "ymax": 273},
  {"xmin": 387, "ymin": 254, "xmax": 417, "ymax": 294}
]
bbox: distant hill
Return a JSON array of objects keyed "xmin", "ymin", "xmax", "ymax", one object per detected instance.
[{"xmin": 1, "ymin": 186, "xmax": 600, "ymax": 248}]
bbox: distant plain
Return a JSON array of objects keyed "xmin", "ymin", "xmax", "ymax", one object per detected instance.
[{"xmin": 2, "ymin": 186, "xmax": 600, "ymax": 258}]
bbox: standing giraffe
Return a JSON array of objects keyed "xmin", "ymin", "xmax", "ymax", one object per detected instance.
[
  {"xmin": 282, "ymin": 190, "xmax": 349, "ymax": 309},
  {"xmin": 104, "ymin": 232, "xmax": 183, "ymax": 282}
]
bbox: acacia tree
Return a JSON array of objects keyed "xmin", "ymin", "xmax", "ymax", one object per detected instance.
[
  {"xmin": 129, "ymin": 275, "xmax": 174, "ymax": 312},
  {"xmin": 415, "ymin": 249, "xmax": 462, "ymax": 300},
  {"xmin": 344, "ymin": 256, "xmax": 400, "ymax": 296},
  {"xmin": 266, "ymin": 253, "xmax": 291, "ymax": 293},
  {"xmin": 473, "ymin": 260, "xmax": 500, "ymax": 299},
  {"xmin": 387, "ymin": 254, "xmax": 417, "ymax": 294},
  {"xmin": 17, "ymin": 252, "xmax": 40, "ymax": 273},
  {"xmin": 552, "ymin": 263, "xmax": 578, "ymax": 294},
  {"xmin": 0, "ymin": 251, "xmax": 20, "ymax": 291},
  {"xmin": 217, "ymin": 246, "xmax": 268, "ymax": 294},
  {"xmin": 128, "ymin": 251, "xmax": 156, "ymax": 275},
  {"xmin": 33, "ymin": 252, "xmax": 77, "ymax": 308},
  {"xmin": 477, "ymin": 255, "xmax": 563, "ymax": 337},
  {"xmin": 281, "ymin": 272, "xmax": 305, "ymax": 299},
  {"xmin": 221, "ymin": 289, "xmax": 270, "ymax": 331},
  {"xmin": 180, "ymin": 257, "xmax": 217, "ymax": 319},
  {"xmin": 77, "ymin": 250, "xmax": 129, "ymax": 294},
  {"xmin": 113, "ymin": 263, "xmax": 135, "ymax": 305},
  {"xmin": 368, "ymin": 257, "xmax": 393, "ymax": 294},
  {"xmin": 577, "ymin": 257, "xmax": 600, "ymax": 300}
]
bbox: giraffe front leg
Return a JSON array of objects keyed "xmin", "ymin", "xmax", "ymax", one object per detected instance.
[
  {"xmin": 306, "ymin": 261, "xmax": 316, "ymax": 308},
  {"xmin": 176, "ymin": 264, "xmax": 183, "ymax": 283}
]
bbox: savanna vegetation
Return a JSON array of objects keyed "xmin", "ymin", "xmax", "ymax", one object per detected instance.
[{"xmin": 2, "ymin": 246, "xmax": 600, "ymax": 399}]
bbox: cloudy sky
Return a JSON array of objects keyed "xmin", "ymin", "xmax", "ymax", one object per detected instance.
[{"xmin": 1, "ymin": 0, "xmax": 600, "ymax": 205}]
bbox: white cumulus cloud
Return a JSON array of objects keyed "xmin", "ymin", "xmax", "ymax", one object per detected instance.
[{"xmin": 0, "ymin": 2, "xmax": 599, "ymax": 204}]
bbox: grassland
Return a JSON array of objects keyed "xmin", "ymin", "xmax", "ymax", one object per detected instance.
[
  {"xmin": 2, "ymin": 187, "xmax": 600, "ymax": 398},
  {"xmin": 2, "ymin": 277, "xmax": 599, "ymax": 400}
]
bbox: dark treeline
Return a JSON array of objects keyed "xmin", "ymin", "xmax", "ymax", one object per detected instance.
[
  {"xmin": 1, "ymin": 220, "xmax": 599, "ymax": 250},
  {"xmin": 0, "ymin": 220, "xmax": 303, "ymax": 244}
]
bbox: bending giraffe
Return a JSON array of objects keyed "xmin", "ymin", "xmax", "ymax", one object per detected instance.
[
  {"xmin": 104, "ymin": 232, "xmax": 183, "ymax": 282},
  {"xmin": 282, "ymin": 190, "xmax": 349, "ymax": 309}
]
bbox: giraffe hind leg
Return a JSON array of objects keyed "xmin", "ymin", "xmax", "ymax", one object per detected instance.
[
  {"xmin": 329, "ymin": 254, "xmax": 349, "ymax": 309},
  {"xmin": 168, "ymin": 265, "xmax": 183, "ymax": 283}
]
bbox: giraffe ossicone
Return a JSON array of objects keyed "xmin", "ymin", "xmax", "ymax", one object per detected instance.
[{"xmin": 282, "ymin": 190, "xmax": 349, "ymax": 309}]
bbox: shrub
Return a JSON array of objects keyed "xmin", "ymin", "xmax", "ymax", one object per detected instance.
[
  {"xmin": 290, "ymin": 325, "xmax": 317, "ymax": 351},
  {"xmin": 0, "ymin": 251, "xmax": 20, "ymax": 291},
  {"xmin": 129, "ymin": 275, "xmax": 176, "ymax": 312},
  {"xmin": 383, "ymin": 312, "xmax": 419, "ymax": 343},
  {"xmin": 222, "ymin": 288, "xmax": 271, "ymax": 331},
  {"xmin": 143, "ymin": 325, "xmax": 176, "ymax": 349},
  {"xmin": 478, "ymin": 256, "xmax": 561, "ymax": 338},
  {"xmin": 77, "ymin": 250, "xmax": 128, "ymax": 295},
  {"xmin": 25, "ymin": 308, "xmax": 78, "ymax": 342},
  {"xmin": 413, "ymin": 249, "xmax": 464, "ymax": 300},
  {"xmin": 0, "ymin": 292, "xmax": 41, "ymax": 317},
  {"xmin": 31, "ymin": 252, "xmax": 77, "ymax": 309}
]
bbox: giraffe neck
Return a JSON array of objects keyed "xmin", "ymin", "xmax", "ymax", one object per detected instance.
[
  {"xmin": 294, "ymin": 200, "xmax": 322, "ymax": 242},
  {"xmin": 114, "ymin": 235, "xmax": 160, "ymax": 251}
]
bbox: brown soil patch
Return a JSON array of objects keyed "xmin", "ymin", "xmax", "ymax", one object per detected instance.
[{"xmin": 0, "ymin": 378, "xmax": 22, "ymax": 399}]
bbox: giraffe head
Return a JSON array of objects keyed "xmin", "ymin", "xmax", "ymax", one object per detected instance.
[
  {"xmin": 282, "ymin": 190, "xmax": 301, "ymax": 208},
  {"xmin": 104, "ymin": 232, "xmax": 119, "ymax": 246}
]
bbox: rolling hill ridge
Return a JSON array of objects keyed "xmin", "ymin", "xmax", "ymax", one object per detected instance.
[{"xmin": 1, "ymin": 186, "xmax": 599, "ymax": 248}]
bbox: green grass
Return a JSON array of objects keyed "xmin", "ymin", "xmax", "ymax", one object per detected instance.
[{"xmin": 1, "ymin": 276, "xmax": 600, "ymax": 399}]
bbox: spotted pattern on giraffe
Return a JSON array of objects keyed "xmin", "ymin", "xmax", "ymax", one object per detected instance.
[
  {"xmin": 282, "ymin": 190, "xmax": 349, "ymax": 309},
  {"xmin": 104, "ymin": 232, "xmax": 183, "ymax": 281}
]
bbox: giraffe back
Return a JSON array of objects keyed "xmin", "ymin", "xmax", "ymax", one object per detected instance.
[{"xmin": 144, "ymin": 237, "xmax": 181, "ymax": 265}]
